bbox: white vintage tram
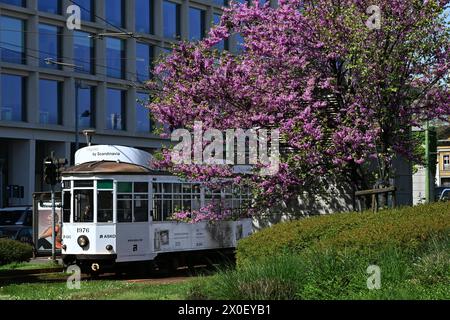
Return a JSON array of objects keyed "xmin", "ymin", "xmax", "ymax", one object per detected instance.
[{"xmin": 61, "ymin": 145, "xmax": 253, "ymax": 275}]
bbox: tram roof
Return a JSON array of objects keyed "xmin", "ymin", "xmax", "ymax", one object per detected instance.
[{"xmin": 62, "ymin": 161, "xmax": 169, "ymax": 176}]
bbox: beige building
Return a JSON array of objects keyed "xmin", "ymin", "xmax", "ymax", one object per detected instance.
[{"xmin": 436, "ymin": 143, "xmax": 450, "ymax": 187}]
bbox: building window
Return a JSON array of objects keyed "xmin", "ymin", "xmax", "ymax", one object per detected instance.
[
  {"xmin": 106, "ymin": 88, "xmax": 125, "ymax": 131},
  {"xmin": 0, "ymin": 74, "xmax": 25, "ymax": 122},
  {"xmin": 106, "ymin": 37, "xmax": 125, "ymax": 79},
  {"xmin": 136, "ymin": 92, "xmax": 151, "ymax": 133},
  {"xmin": 135, "ymin": 0, "xmax": 153, "ymax": 34},
  {"xmin": 444, "ymin": 155, "xmax": 450, "ymax": 171},
  {"xmin": 213, "ymin": 0, "xmax": 227, "ymax": 6},
  {"xmin": 235, "ymin": 33, "xmax": 245, "ymax": 53},
  {"xmin": 189, "ymin": 7, "xmax": 205, "ymax": 41},
  {"xmin": 0, "ymin": 0, "xmax": 25, "ymax": 7},
  {"xmin": 0, "ymin": 16, "xmax": 25, "ymax": 64},
  {"xmin": 213, "ymin": 13, "xmax": 228, "ymax": 51},
  {"xmin": 38, "ymin": 0, "xmax": 61, "ymax": 15},
  {"xmin": 39, "ymin": 79, "xmax": 62, "ymax": 125},
  {"xmin": 76, "ymin": 85, "xmax": 95, "ymax": 128},
  {"xmin": 39, "ymin": 24, "xmax": 61, "ymax": 69},
  {"xmin": 74, "ymin": 30, "xmax": 94, "ymax": 74},
  {"xmin": 163, "ymin": 1, "xmax": 180, "ymax": 39},
  {"xmin": 136, "ymin": 42, "xmax": 153, "ymax": 82},
  {"xmin": 105, "ymin": 0, "xmax": 124, "ymax": 28},
  {"xmin": 75, "ymin": 0, "xmax": 94, "ymax": 22}
]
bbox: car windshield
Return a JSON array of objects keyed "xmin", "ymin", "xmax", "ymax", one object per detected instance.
[{"xmin": 0, "ymin": 211, "xmax": 24, "ymax": 226}]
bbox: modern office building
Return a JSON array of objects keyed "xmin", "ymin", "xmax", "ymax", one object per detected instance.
[{"xmin": 0, "ymin": 0, "xmax": 261, "ymax": 207}]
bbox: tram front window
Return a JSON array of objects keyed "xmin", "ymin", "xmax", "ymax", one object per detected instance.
[
  {"xmin": 62, "ymin": 191, "xmax": 71, "ymax": 223},
  {"xmin": 98, "ymin": 191, "xmax": 113, "ymax": 223},
  {"xmin": 74, "ymin": 190, "xmax": 94, "ymax": 223}
]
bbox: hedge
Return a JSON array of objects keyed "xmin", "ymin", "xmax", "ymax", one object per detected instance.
[
  {"xmin": 0, "ymin": 239, "xmax": 34, "ymax": 266},
  {"xmin": 237, "ymin": 202, "xmax": 450, "ymax": 267}
]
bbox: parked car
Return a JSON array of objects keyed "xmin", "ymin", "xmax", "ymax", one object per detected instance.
[
  {"xmin": 436, "ymin": 188, "xmax": 450, "ymax": 202},
  {"xmin": 0, "ymin": 207, "xmax": 33, "ymax": 246}
]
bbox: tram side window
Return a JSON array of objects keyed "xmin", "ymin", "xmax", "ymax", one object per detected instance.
[
  {"xmin": 74, "ymin": 190, "xmax": 94, "ymax": 223},
  {"xmin": 152, "ymin": 183, "xmax": 201, "ymax": 221},
  {"xmin": 98, "ymin": 191, "xmax": 113, "ymax": 223},
  {"xmin": 134, "ymin": 194, "xmax": 148, "ymax": 222},
  {"xmin": 62, "ymin": 191, "xmax": 71, "ymax": 223},
  {"xmin": 117, "ymin": 194, "xmax": 132, "ymax": 223}
]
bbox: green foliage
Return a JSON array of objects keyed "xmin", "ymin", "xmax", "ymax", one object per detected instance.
[
  {"xmin": 188, "ymin": 203, "xmax": 450, "ymax": 300},
  {"xmin": 0, "ymin": 239, "xmax": 33, "ymax": 266},
  {"xmin": 189, "ymin": 236, "xmax": 449, "ymax": 300},
  {"xmin": 237, "ymin": 202, "xmax": 450, "ymax": 267}
]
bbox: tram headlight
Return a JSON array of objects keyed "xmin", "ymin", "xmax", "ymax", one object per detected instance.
[
  {"xmin": 106, "ymin": 245, "xmax": 113, "ymax": 251},
  {"xmin": 77, "ymin": 235, "xmax": 89, "ymax": 248}
]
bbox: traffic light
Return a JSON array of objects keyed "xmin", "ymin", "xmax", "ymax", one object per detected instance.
[
  {"xmin": 43, "ymin": 155, "xmax": 68, "ymax": 186},
  {"xmin": 55, "ymin": 158, "xmax": 68, "ymax": 183},
  {"xmin": 43, "ymin": 157, "xmax": 57, "ymax": 186}
]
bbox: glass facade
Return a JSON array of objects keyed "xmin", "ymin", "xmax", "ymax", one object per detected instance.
[
  {"xmin": 235, "ymin": 33, "xmax": 245, "ymax": 53},
  {"xmin": 213, "ymin": 13, "xmax": 227, "ymax": 51},
  {"xmin": 39, "ymin": 79, "xmax": 62, "ymax": 125},
  {"xmin": 106, "ymin": 88, "xmax": 125, "ymax": 131},
  {"xmin": 136, "ymin": 42, "xmax": 153, "ymax": 82},
  {"xmin": 74, "ymin": 0, "xmax": 94, "ymax": 22},
  {"xmin": 38, "ymin": 0, "xmax": 61, "ymax": 15},
  {"xmin": 105, "ymin": 0, "xmax": 124, "ymax": 28},
  {"xmin": 163, "ymin": 1, "xmax": 180, "ymax": 39},
  {"xmin": 0, "ymin": 0, "xmax": 25, "ymax": 7},
  {"xmin": 136, "ymin": 92, "xmax": 151, "ymax": 133},
  {"xmin": 73, "ymin": 30, "xmax": 94, "ymax": 74},
  {"xmin": 0, "ymin": 74, "xmax": 25, "ymax": 122},
  {"xmin": 0, "ymin": 1, "xmax": 241, "ymax": 137},
  {"xmin": 189, "ymin": 7, "xmax": 205, "ymax": 41},
  {"xmin": 0, "ymin": 16, "xmax": 25, "ymax": 64},
  {"xmin": 77, "ymin": 85, "xmax": 95, "ymax": 128},
  {"xmin": 106, "ymin": 37, "xmax": 125, "ymax": 79},
  {"xmin": 135, "ymin": 0, "xmax": 153, "ymax": 34},
  {"xmin": 39, "ymin": 23, "xmax": 61, "ymax": 69}
]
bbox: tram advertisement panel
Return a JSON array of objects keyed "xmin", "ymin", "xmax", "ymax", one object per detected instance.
[{"xmin": 33, "ymin": 193, "xmax": 62, "ymax": 255}]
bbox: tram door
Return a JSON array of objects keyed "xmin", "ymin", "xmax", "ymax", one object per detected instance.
[{"xmin": 115, "ymin": 181, "xmax": 152, "ymax": 262}]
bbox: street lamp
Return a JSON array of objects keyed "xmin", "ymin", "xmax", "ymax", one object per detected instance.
[{"xmin": 75, "ymin": 80, "xmax": 90, "ymax": 151}]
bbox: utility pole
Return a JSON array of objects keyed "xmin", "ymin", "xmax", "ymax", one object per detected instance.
[
  {"xmin": 43, "ymin": 152, "xmax": 67, "ymax": 263},
  {"xmin": 75, "ymin": 81, "xmax": 80, "ymax": 152},
  {"xmin": 425, "ymin": 121, "xmax": 431, "ymax": 203}
]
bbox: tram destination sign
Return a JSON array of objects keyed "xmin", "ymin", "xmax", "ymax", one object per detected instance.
[{"xmin": 75, "ymin": 145, "xmax": 153, "ymax": 168}]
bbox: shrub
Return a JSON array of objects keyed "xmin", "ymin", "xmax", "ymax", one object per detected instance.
[
  {"xmin": 237, "ymin": 202, "xmax": 450, "ymax": 267},
  {"xmin": 190, "ymin": 236, "xmax": 450, "ymax": 300},
  {"xmin": 0, "ymin": 239, "xmax": 33, "ymax": 266}
]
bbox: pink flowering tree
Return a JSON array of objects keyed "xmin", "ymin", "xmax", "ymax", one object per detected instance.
[{"xmin": 146, "ymin": 0, "xmax": 450, "ymax": 218}]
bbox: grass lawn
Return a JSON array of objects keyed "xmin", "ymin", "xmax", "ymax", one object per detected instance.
[
  {"xmin": 0, "ymin": 262, "xmax": 60, "ymax": 272},
  {"xmin": 0, "ymin": 278, "xmax": 193, "ymax": 300}
]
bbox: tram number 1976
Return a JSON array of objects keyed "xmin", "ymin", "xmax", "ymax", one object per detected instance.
[{"xmin": 77, "ymin": 228, "xmax": 90, "ymax": 233}]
